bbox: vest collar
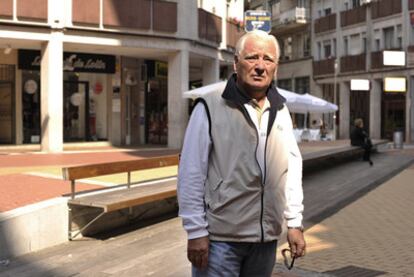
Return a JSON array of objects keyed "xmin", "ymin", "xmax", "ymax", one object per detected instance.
[{"xmin": 221, "ymin": 74, "xmax": 285, "ymax": 111}]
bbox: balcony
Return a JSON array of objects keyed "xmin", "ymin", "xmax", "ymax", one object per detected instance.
[
  {"xmin": 340, "ymin": 53, "xmax": 366, "ymax": 73},
  {"xmin": 272, "ymin": 7, "xmax": 310, "ymax": 33},
  {"xmin": 226, "ymin": 21, "xmax": 245, "ymax": 49},
  {"xmin": 371, "ymin": 0, "xmax": 401, "ymax": 20},
  {"xmin": 71, "ymin": 0, "xmax": 177, "ymax": 33},
  {"xmin": 314, "ymin": 13, "xmax": 336, "ymax": 34},
  {"xmin": 340, "ymin": 5, "xmax": 367, "ymax": 27},
  {"xmin": 198, "ymin": 9, "xmax": 222, "ymax": 44},
  {"xmin": 313, "ymin": 58, "xmax": 335, "ymax": 76}
]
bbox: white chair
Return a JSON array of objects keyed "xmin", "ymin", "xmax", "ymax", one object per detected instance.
[
  {"xmin": 293, "ymin": 129, "xmax": 303, "ymax": 143},
  {"xmin": 309, "ymin": 129, "xmax": 321, "ymax": 141}
]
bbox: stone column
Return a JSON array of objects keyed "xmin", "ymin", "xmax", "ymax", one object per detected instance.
[
  {"xmin": 339, "ymin": 82, "xmax": 350, "ymax": 139},
  {"xmin": 408, "ymin": 76, "xmax": 414, "ymax": 142},
  {"xmin": 168, "ymin": 50, "xmax": 189, "ymax": 149},
  {"xmin": 370, "ymin": 79, "xmax": 381, "ymax": 139},
  {"xmin": 40, "ymin": 32, "xmax": 63, "ymax": 152},
  {"xmin": 202, "ymin": 58, "xmax": 219, "ymax": 85}
]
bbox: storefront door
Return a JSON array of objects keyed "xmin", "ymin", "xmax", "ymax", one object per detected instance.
[
  {"xmin": 63, "ymin": 81, "xmax": 91, "ymax": 142},
  {"xmin": 145, "ymin": 78, "xmax": 168, "ymax": 145},
  {"xmin": 381, "ymin": 92, "xmax": 405, "ymax": 140},
  {"xmin": 350, "ymin": 90, "xmax": 370, "ymax": 135},
  {"xmin": 0, "ymin": 82, "xmax": 14, "ymax": 144}
]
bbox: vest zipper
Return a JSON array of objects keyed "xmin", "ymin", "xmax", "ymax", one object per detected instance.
[{"xmin": 240, "ymin": 105, "xmax": 265, "ymax": 242}]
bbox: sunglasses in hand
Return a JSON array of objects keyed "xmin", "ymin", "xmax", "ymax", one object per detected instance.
[{"xmin": 281, "ymin": 248, "xmax": 297, "ymax": 270}]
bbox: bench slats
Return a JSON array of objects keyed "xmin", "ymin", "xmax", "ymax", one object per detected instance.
[
  {"xmin": 63, "ymin": 155, "xmax": 179, "ymax": 181},
  {"xmin": 68, "ymin": 179, "xmax": 177, "ymax": 212}
]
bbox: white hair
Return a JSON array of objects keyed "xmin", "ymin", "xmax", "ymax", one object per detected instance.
[{"xmin": 235, "ymin": 30, "xmax": 280, "ymax": 62}]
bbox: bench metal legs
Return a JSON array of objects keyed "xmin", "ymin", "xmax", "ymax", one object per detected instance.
[{"xmin": 68, "ymin": 207, "xmax": 106, "ymax": 240}]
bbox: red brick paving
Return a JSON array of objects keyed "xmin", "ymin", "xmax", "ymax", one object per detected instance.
[
  {"xmin": 0, "ymin": 174, "xmax": 101, "ymax": 212},
  {"xmin": 0, "ymin": 149, "xmax": 179, "ymax": 168}
]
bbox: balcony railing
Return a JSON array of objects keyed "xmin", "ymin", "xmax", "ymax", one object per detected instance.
[
  {"xmin": 314, "ymin": 13, "xmax": 336, "ymax": 34},
  {"xmin": 313, "ymin": 58, "xmax": 335, "ymax": 76},
  {"xmin": 340, "ymin": 5, "xmax": 366, "ymax": 27},
  {"xmin": 198, "ymin": 9, "xmax": 222, "ymax": 44},
  {"xmin": 371, "ymin": 0, "xmax": 401, "ymax": 19},
  {"xmin": 227, "ymin": 21, "xmax": 244, "ymax": 49},
  {"xmin": 279, "ymin": 7, "xmax": 309, "ymax": 24},
  {"xmin": 340, "ymin": 53, "xmax": 366, "ymax": 73}
]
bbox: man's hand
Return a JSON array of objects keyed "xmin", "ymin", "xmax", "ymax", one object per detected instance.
[
  {"xmin": 187, "ymin": 236, "xmax": 209, "ymax": 269},
  {"xmin": 287, "ymin": 229, "xmax": 306, "ymax": 258}
]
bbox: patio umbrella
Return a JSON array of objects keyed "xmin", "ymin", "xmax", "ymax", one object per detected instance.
[{"xmin": 182, "ymin": 81, "xmax": 338, "ymax": 114}]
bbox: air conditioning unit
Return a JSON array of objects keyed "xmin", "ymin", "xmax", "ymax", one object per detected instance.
[{"xmin": 360, "ymin": 0, "xmax": 372, "ymax": 5}]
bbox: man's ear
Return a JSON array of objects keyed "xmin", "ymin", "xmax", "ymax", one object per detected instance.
[{"xmin": 233, "ymin": 56, "xmax": 238, "ymax": 73}]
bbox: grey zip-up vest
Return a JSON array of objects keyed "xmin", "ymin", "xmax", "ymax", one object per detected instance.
[{"xmin": 198, "ymin": 75, "xmax": 299, "ymax": 242}]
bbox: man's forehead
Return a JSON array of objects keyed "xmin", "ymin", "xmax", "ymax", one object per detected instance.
[{"xmin": 241, "ymin": 39, "xmax": 276, "ymax": 56}]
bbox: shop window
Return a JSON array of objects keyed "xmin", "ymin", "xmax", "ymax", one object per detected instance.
[{"xmin": 22, "ymin": 71, "xmax": 41, "ymax": 144}]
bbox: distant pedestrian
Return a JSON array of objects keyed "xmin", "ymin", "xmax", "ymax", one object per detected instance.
[
  {"xmin": 178, "ymin": 30, "xmax": 305, "ymax": 276},
  {"xmin": 350, "ymin": 118, "xmax": 373, "ymax": 166}
]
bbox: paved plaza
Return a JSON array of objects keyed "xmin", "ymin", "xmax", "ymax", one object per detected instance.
[{"xmin": 0, "ymin": 143, "xmax": 413, "ymax": 276}]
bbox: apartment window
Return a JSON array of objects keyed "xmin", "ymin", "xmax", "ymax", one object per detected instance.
[
  {"xmin": 277, "ymin": 79, "xmax": 292, "ymax": 91},
  {"xmin": 281, "ymin": 36, "xmax": 292, "ymax": 61},
  {"xmin": 325, "ymin": 8, "xmax": 332, "ymax": 16},
  {"xmin": 294, "ymin": 77, "xmax": 309, "ymax": 94},
  {"xmin": 343, "ymin": 37, "xmax": 349, "ymax": 56},
  {"xmin": 383, "ymin": 27, "xmax": 394, "ymax": 50},
  {"xmin": 397, "ymin": 25, "xmax": 402, "ymax": 49},
  {"xmin": 333, "ymin": 38, "xmax": 337, "ymax": 57},
  {"xmin": 362, "ymin": 37, "xmax": 367, "ymax": 53},
  {"xmin": 375, "ymin": 39, "xmax": 381, "ymax": 51},
  {"xmin": 297, "ymin": 0, "xmax": 305, "ymax": 8},
  {"xmin": 317, "ymin": 42, "xmax": 322, "ymax": 60},
  {"xmin": 350, "ymin": 34, "xmax": 360, "ymax": 55},
  {"xmin": 303, "ymin": 35, "xmax": 311, "ymax": 57},
  {"xmin": 323, "ymin": 41, "xmax": 332, "ymax": 58},
  {"xmin": 345, "ymin": 2, "xmax": 349, "ymax": 10},
  {"xmin": 352, "ymin": 0, "xmax": 360, "ymax": 8}
]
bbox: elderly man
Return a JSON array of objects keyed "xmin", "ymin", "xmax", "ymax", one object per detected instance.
[{"xmin": 178, "ymin": 30, "xmax": 306, "ymax": 276}]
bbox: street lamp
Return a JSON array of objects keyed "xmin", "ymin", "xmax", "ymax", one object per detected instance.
[{"xmin": 333, "ymin": 58, "xmax": 338, "ymax": 140}]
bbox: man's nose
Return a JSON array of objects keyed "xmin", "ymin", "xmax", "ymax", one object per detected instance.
[{"xmin": 255, "ymin": 59, "xmax": 265, "ymax": 75}]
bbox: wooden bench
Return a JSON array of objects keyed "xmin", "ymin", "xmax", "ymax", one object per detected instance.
[
  {"xmin": 302, "ymin": 139, "xmax": 388, "ymax": 169},
  {"xmin": 62, "ymin": 155, "xmax": 179, "ymax": 240}
]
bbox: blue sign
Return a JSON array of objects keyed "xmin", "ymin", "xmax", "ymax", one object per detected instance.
[{"xmin": 244, "ymin": 10, "xmax": 272, "ymax": 33}]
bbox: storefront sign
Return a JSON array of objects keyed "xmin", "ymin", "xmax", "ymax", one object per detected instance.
[
  {"xmin": 383, "ymin": 50, "xmax": 406, "ymax": 66},
  {"xmin": 350, "ymin": 79, "xmax": 370, "ymax": 91},
  {"xmin": 384, "ymin": 77, "xmax": 406, "ymax": 92},
  {"xmin": 18, "ymin": 50, "xmax": 116, "ymax": 74}
]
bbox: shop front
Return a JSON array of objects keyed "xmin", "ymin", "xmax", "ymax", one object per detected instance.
[{"xmin": 18, "ymin": 50, "xmax": 115, "ymax": 143}]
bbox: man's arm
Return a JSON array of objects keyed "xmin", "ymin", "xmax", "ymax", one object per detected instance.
[
  {"xmin": 283, "ymin": 107, "xmax": 306, "ymax": 257},
  {"xmin": 177, "ymin": 102, "xmax": 212, "ymax": 268}
]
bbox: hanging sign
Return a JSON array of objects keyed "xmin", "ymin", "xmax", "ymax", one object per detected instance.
[{"xmin": 244, "ymin": 10, "xmax": 272, "ymax": 33}]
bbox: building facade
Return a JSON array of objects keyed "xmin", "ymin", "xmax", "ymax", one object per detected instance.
[
  {"xmin": 0, "ymin": 0, "xmax": 244, "ymax": 152},
  {"xmin": 312, "ymin": 0, "xmax": 414, "ymax": 142}
]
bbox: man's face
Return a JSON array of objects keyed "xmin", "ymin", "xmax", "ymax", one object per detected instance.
[{"xmin": 234, "ymin": 37, "xmax": 278, "ymax": 94}]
